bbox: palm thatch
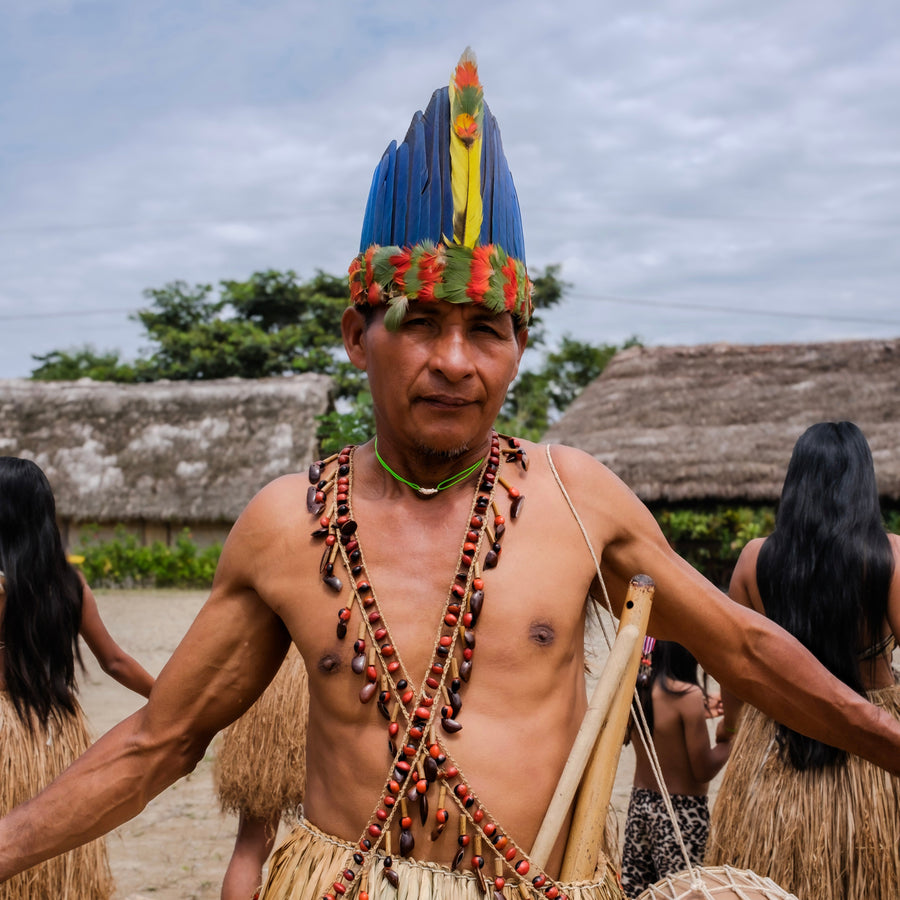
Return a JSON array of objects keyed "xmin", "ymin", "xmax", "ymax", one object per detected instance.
[
  {"xmin": 0, "ymin": 375, "xmax": 333, "ymax": 529},
  {"xmin": 543, "ymin": 339, "xmax": 900, "ymax": 504}
]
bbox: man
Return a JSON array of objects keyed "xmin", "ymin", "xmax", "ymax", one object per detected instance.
[{"xmin": 1, "ymin": 50, "xmax": 898, "ymax": 900}]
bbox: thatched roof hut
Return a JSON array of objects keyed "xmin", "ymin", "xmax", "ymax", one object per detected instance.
[
  {"xmin": 1, "ymin": 375, "xmax": 332, "ymax": 543},
  {"xmin": 544, "ymin": 338, "xmax": 900, "ymax": 505}
]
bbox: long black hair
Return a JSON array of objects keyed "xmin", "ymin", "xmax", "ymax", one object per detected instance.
[
  {"xmin": 628, "ymin": 640, "xmax": 704, "ymax": 743},
  {"xmin": 0, "ymin": 457, "xmax": 84, "ymax": 730},
  {"xmin": 757, "ymin": 421, "xmax": 894, "ymax": 770}
]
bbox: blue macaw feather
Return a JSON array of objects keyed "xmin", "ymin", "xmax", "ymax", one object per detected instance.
[
  {"xmin": 404, "ymin": 113, "xmax": 427, "ymax": 246},
  {"xmin": 479, "ymin": 111, "xmax": 494, "ymax": 247},
  {"xmin": 392, "ymin": 141, "xmax": 409, "ymax": 245},
  {"xmin": 434, "ymin": 89, "xmax": 453, "ymax": 244},
  {"xmin": 423, "ymin": 93, "xmax": 441, "ymax": 243},
  {"xmin": 510, "ymin": 173, "xmax": 526, "ymax": 261},
  {"xmin": 376, "ymin": 144, "xmax": 398, "ymax": 247},
  {"xmin": 359, "ymin": 155, "xmax": 384, "ymax": 251},
  {"xmin": 362, "ymin": 141, "xmax": 396, "ymax": 250}
]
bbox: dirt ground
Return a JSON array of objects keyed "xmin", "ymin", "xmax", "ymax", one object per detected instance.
[{"xmin": 77, "ymin": 589, "xmax": 719, "ymax": 900}]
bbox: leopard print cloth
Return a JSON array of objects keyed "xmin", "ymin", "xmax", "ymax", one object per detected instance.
[{"xmin": 620, "ymin": 786, "xmax": 709, "ymax": 897}]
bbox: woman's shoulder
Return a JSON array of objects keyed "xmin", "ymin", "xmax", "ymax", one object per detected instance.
[
  {"xmin": 737, "ymin": 537, "xmax": 766, "ymax": 562},
  {"xmin": 654, "ymin": 680, "xmax": 706, "ymax": 723},
  {"xmin": 655, "ymin": 679, "xmax": 702, "ymax": 701}
]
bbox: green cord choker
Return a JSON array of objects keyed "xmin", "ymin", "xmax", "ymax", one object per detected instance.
[{"xmin": 373, "ymin": 438, "xmax": 486, "ymax": 497}]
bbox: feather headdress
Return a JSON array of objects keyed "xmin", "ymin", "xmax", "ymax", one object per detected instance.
[{"xmin": 350, "ymin": 48, "xmax": 532, "ymax": 331}]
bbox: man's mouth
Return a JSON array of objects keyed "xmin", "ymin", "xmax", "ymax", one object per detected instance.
[{"xmin": 418, "ymin": 394, "xmax": 474, "ymax": 408}]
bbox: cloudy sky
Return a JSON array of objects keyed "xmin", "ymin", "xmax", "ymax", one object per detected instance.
[{"xmin": 2, "ymin": 0, "xmax": 899, "ymax": 378}]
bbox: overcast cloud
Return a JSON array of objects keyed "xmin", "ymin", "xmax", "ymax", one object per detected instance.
[{"xmin": 2, "ymin": 0, "xmax": 899, "ymax": 378}]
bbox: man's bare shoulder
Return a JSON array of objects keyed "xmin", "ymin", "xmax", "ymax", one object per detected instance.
[
  {"xmin": 526, "ymin": 440, "xmax": 618, "ymax": 483},
  {"xmin": 237, "ymin": 472, "xmax": 310, "ymax": 522},
  {"xmin": 223, "ymin": 472, "xmax": 313, "ymax": 560},
  {"xmin": 530, "ymin": 440, "xmax": 647, "ymax": 516}
]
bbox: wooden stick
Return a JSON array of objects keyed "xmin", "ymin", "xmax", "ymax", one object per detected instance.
[
  {"xmin": 528, "ymin": 575, "xmax": 655, "ymax": 873},
  {"xmin": 561, "ymin": 574, "xmax": 654, "ymax": 881}
]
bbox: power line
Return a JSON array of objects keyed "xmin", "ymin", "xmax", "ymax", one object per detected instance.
[
  {"xmin": 0, "ymin": 306, "xmax": 138, "ymax": 321},
  {"xmin": 571, "ymin": 291, "xmax": 900, "ymax": 327},
  {"xmin": 3, "ymin": 292, "xmax": 900, "ymax": 330}
]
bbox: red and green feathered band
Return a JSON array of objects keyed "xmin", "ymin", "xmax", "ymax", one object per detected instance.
[{"xmin": 348, "ymin": 242, "xmax": 533, "ymax": 330}]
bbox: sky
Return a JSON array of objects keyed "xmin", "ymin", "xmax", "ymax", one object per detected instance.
[{"xmin": 2, "ymin": 0, "xmax": 900, "ymax": 379}]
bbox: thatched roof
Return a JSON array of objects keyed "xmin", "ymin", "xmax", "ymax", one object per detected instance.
[
  {"xmin": 544, "ymin": 338, "xmax": 900, "ymax": 504},
  {"xmin": 1, "ymin": 375, "xmax": 333, "ymax": 522}
]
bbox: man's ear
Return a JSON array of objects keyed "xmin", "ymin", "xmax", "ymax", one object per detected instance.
[
  {"xmin": 342, "ymin": 307, "xmax": 368, "ymax": 372},
  {"xmin": 512, "ymin": 327, "xmax": 529, "ymax": 377}
]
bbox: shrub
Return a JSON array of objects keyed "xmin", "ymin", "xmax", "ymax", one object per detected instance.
[{"xmin": 73, "ymin": 526, "xmax": 221, "ymax": 589}]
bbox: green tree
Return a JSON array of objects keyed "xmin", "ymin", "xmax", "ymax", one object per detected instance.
[
  {"xmin": 497, "ymin": 335, "xmax": 640, "ymax": 440},
  {"xmin": 130, "ymin": 272, "xmax": 348, "ymax": 381},
  {"xmin": 31, "ymin": 346, "xmax": 137, "ymax": 382},
  {"xmin": 526, "ymin": 263, "xmax": 569, "ymax": 348}
]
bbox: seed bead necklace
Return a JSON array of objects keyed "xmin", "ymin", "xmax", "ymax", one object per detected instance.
[
  {"xmin": 373, "ymin": 438, "xmax": 486, "ymax": 497},
  {"xmin": 304, "ymin": 435, "xmax": 571, "ymax": 900}
]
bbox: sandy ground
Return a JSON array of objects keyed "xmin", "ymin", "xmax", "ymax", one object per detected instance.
[{"xmin": 77, "ymin": 589, "xmax": 720, "ymax": 900}]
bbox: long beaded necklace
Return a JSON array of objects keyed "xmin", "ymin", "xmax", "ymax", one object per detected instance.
[{"xmin": 307, "ymin": 433, "xmax": 569, "ymax": 900}]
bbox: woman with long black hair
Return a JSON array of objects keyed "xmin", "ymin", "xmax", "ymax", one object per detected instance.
[
  {"xmin": 620, "ymin": 640, "xmax": 731, "ymax": 896},
  {"xmin": 706, "ymin": 421, "xmax": 900, "ymax": 899},
  {"xmin": 0, "ymin": 456, "xmax": 154, "ymax": 899}
]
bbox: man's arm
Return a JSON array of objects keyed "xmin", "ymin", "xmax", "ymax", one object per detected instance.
[
  {"xmin": 554, "ymin": 445, "xmax": 900, "ymax": 774},
  {"xmin": 0, "ymin": 506, "xmax": 292, "ymax": 881}
]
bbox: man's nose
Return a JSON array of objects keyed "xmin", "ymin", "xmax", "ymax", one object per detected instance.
[{"xmin": 430, "ymin": 329, "xmax": 474, "ymax": 381}]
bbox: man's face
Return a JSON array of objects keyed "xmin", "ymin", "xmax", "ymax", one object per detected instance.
[{"xmin": 343, "ymin": 300, "xmax": 528, "ymax": 458}]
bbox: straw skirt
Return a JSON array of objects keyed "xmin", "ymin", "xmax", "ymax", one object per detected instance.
[
  {"xmin": 705, "ymin": 684, "xmax": 900, "ymax": 900},
  {"xmin": 259, "ymin": 818, "xmax": 625, "ymax": 900},
  {"xmin": 0, "ymin": 690, "xmax": 113, "ymax": 899},
  {"xmin": 214, "ymin": 644, "xmax": 309, "ymax": 822}
]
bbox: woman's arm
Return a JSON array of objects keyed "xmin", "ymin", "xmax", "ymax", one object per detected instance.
[
  {"xmin": 680, "ymin": 686, "xmax": 732, "ymax": 783},
  {"xmin": 715, "ymin": 540, "xmax": 764, "ymax": 740},
  {"xmin": 78, "ymin": 579, "xmax": 155, "ymax": 698},
  {"xmin": 888, "ymin": 534, "xmax": 900, "ymax": 648}
]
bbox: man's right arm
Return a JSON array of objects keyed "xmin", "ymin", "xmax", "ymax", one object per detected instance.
[{"xmin": 0, "ymin": 495, "xmax": 292, "ymax": 882}]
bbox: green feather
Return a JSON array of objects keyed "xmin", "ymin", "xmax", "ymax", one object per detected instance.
[{"xmin": 383, "ymin": 296, "xmax": 409, "ymax": 332}]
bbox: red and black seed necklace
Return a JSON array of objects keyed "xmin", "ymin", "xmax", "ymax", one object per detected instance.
[{"xmin": 307, "ymin": 433, "xmax": 568, "ymax": 900}]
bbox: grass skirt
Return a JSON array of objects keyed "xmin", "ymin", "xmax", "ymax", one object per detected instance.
[
  {"xmin": 259, "ymin": 818, "xmax": 625, "ymax": 900},
  {"xmin": 705, "ymin": 684, "xmax": 900, "ymax": 900},
  {"xmin": 214, "ymin": 644, "xmax": 308, "ymax": 822},
  {"xmin": 0, "ymin": 690, "xmax": 113, "ymax": 899}
]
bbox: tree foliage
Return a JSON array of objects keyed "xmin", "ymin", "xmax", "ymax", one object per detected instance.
[
  {"xmin": 496, "ymin": 335, "xmax": 641, "ymax": 440},
  {"xmin": 31, "ymin": 347, "xmax": 137, "ymax": 382},
  {"xmin": 132, "ymin": 271, "xmax": 348, "ymax": 381},
  {"xmin": 30, "ymin": 264, "xmax": 636, "ymax": 449}
]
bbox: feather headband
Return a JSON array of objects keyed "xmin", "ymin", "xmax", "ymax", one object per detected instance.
[{"xmin": 349, "ymin": 48, "xmax": 533, "ymax": 329}]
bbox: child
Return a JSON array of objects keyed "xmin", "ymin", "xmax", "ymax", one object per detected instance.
[
  {"xmin": 620, "ymin": 639, "xmax": 731, "ymax": 897},
  {"xmin": 214, "ymin": 644, "xmax": 308, "ymax": 900}
]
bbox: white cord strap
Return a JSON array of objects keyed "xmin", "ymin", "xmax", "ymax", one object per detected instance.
[{"xmin": 545, "ymin": 445, "xmax": 707, "ymax": 893}]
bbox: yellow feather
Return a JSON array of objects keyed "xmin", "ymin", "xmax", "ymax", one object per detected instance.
[
  {"xmin": 449, "ymin": 104, "xmax": 468, "ymax": 242},
  {"xmin": 449, "ymin": 49, "xmax": 484, "ymax": 247},
  {"xmin": 464, "ymin": 136, "xmax": 482, "ymax": 247}
]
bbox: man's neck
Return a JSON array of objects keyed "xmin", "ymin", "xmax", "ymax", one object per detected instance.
[{"xmin": 367, "ymin": 432, "xmax": 494, "ymax": 498}]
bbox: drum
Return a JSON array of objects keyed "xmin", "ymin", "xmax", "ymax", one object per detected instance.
[{"xmin": 635, "ymin": 865, "xmax": 798, "ymax": 899}]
